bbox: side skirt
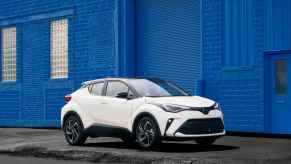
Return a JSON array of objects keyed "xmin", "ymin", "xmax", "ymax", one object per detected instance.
[{"xmin": 83, "ymin": 124, "xmax": 132, "ymax": 138}]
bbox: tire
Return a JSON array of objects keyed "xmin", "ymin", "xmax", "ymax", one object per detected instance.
[
  {"xmin": 134, "ymin": 116, "xmax": 161, "ymax": 149},
  {"xmin": 195, "ymin": 138, "xmax": 216, "ymax": 146},
  {"xmin": 63, "ymin": 115, "xmax": 87, "ymax": 146},
  {"xmin": 120, "ymin": 136, "xmax": 134, "ymax": 145}
]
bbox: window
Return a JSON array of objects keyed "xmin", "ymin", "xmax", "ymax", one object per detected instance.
[
  {"xmin": 128, "ymin": 79, "xmax": 189, "ymax": 97},
  {"xmin": 106, "ymin": 81, "xmax": 129, "ymax": 98},
  {"xmin": 1, "ymin": 27, "xmax": 16, "ymax": 81},
  {"xmin": 50, "ymin": 19, "xmax": 68, "ymax": 79},
  {"xmin": 91, "ymin": 82, "xmax": 104, "ymax": 96},
  {"xmin": 275, "ymin": 60, "xmax": 288, "ymax": 95}
]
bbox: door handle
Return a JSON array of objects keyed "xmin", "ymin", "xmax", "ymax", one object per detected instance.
[{"xmin": 100, "ymin": 102, "xmax": 108, "ymax": 105}]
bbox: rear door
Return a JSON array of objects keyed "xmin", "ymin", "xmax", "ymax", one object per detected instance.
[{"xmin": 79, "ymin": 82, "xmax": 109, "ymax": 124}]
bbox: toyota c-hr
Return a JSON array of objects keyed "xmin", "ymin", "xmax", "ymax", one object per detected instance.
[{"xmin": 61, "ymin": 78, "xmax": 225, "ymax": 149}]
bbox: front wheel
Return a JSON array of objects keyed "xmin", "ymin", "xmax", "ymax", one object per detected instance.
[
  {"xmin": 63, "ymin": 115, "xmax": 87, "ymax": 146},
  {"xmin": 195, "ymin": 138, "xmax": 216, "ymax": 146},
  {"xmin": 134, "ymin": 117, "xmax": 161, "ymax": 149}
]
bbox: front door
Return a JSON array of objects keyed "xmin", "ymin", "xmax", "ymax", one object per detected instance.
[
  {"xmin": 270, "ymin": 54, "xmax": 291, "ymax": 133},
  {"xmin": 102, "ymin": 81, "xmax": 133, "ymax": 127}
]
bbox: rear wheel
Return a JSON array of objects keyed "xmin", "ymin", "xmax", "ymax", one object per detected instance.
[
  {"xmin": 63, "ymin": 115, "xmax": 87, "ymax": 146},
  {"xmin": 195, "ymin": 138, "xmax": 216, "ymax": 146},
  {"xmin": 134, "ymin": 116, "xmax": 161, "ymax": 149}
]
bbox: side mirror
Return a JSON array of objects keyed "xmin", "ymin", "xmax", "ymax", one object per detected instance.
[
  {"xmin": 127, "ymin": 93, "xmax": 135, "ymax": 100},
  {"xmin": 116, "ymin": 92, "xmax": 128, "ymax": 99}
]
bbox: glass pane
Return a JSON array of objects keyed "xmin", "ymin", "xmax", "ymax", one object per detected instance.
[
  {"xmin": 50, "ymin": 19, "xmax": 68, "ymax": 79},
  {"xmin": 1, "ymin": 27, "xmax": 16, "ymax": 81},
  {"xmin": 275, "ymin": 60, "xmax": 288, "ymax": 95},
  {"xmin": 106, "ymin": 82, "xmax": 129, "ymax": 98},
  {"xmin": 91, "ymin": 82, "xmax": 104, "ymax": 96}
]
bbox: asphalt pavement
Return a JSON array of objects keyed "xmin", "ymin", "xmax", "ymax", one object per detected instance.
[
  {"xmin": 0, "ymin": 155, "xmax": 93, "ymax": 164},
  {"xmin": 0, "ymin": 128, "xmax": 291, "ymax": 164}
]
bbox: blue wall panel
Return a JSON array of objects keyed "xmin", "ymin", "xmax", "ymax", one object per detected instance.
[
  {"xmin": 135, "ymin": 0, "xmax": 201, "ymax": 94},
  {"xmin": 224, "ymin": 0, "xmax": 255, "ymax": 68},
  {"xmin": 265, "ymin": 0, "xmax": 291, "ymax": 51},
  {"xmin": 202, "ymin": 0, "xmax": 266, "ymax": 132},
  {"xmin": 0, "ymin": 0, "xmax": 119, "ymax": 127},
  {"xmin": 21, "ymin": 20, "xmax": 49, "ymax": 121}
]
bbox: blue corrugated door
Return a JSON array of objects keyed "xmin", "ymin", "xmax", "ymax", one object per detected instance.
[{"xmin": 135, "ymin": 0, "xmax": 201, "ymax": 94}]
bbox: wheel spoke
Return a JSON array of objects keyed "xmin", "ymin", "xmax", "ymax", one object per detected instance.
[
  {"xmin": 138, "ymin": 124, "xmax": 144, "ymax": 133},
  {"xmin": 72, "ymin": 122, "xmax": 79, "ymax": 129},
  {"xmin": 72, "ymin": 127, "xmax": 79, "ymax": 139},
  {"xmin": 138, "ymin": 135, "xmax": 147, "ymax": 142},
  {"xmin": 147, "ymin": 129, "xmax": 155, "ymax": 136},
  {"xmin": 65, "ymin": 127, "xmax": 72, "ymax": 135},
  {"xmin": 146, "ymin": 135, "xmax": 150, "ymax": 145},
  {"xmin": 143, "ymin": 121, "xmax": 151, "ymax": 131},
  {"xmin": 65, "ymin": 119, "xmax": 81, "ymax": 144},
  {"xmin": 136, "ymin": 119, "xmax": 156, "ymax": 147}
]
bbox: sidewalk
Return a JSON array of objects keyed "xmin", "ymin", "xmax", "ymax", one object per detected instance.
[{"xmin": 0, "ymin": 128, "xmax": 291, "ymax": 164}]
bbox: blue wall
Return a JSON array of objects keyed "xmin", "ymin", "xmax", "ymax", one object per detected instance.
[
  {"xmin": 0, "ymin": 0, "xmax": 291, "ymax": 133},
  {"xmin": 202, "ymin": 0, "xmax": 291, "ymax": 133},
  {"xmin": 0, "ymin": 0, "xmax": 119, "ymax": 127}
]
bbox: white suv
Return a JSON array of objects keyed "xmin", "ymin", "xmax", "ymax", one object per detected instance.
[{"xmin": 61, "ymin": 78, "xmax": 225, "ymax": 149}]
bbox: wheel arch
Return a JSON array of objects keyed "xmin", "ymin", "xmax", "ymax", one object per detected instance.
[
  {"xmin": 132, "ymin": 112, "xmax": 162, "ymax": 136},
  {"xmin": 62, "ymin": 111, "xmax": 83, "ymax": 130}
]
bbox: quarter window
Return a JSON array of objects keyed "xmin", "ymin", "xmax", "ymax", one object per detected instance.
[
  {"xmin": 106, "ymin": 81, "xmax": 129, "ymax": 98},
  {"xmin": 50, "ymin": 19, "xmax": 68, "ymax": 79},
  {"xmin": 1, "ymin": 27, "xmax": 16, "ymax": 81},
  {"xmin": 91, "ymin": 82, "xmax": 104, "ymax": 96}
]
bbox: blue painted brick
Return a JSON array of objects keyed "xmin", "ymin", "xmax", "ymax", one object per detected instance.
[{"xmin": 0, "ymin": 0, "xmax": 118, "ymax": 127}]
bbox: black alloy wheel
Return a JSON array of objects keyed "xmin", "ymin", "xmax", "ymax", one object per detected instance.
[
  {"xmin": 135, "ymin": 117, "xmax": 161, "ymax": 149},
  {"xmin": 64, "ymin": 115, "xmax": 87, "ymax": 146}
]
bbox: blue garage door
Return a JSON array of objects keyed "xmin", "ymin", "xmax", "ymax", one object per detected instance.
[{"xmin": 135, "ymin": 0, "xmax": 201, "ymax": 94}]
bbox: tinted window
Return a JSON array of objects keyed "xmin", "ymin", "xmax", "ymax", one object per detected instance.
[
  {"xmin": 275, "ymin": 60, "xmax": 288, "ymax": 95},
  {"xmin": 128, "ymin": 79, "xmax": 189, "ymax": 97},
  {"xmin": 91, "ymin": 82, "xmax": 104, "ymax": 96},
  {"xmin": 106, "ymin": 81, "xmax": 129, "ymax": 98}
]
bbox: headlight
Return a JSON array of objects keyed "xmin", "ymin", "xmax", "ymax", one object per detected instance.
[
  {"xmin": 214, "ymin": 103, "xmax": 221, "ymax": 111},
  {"xmin": 157, "ymin": 104, "xmax": 191, "ymax": 113}
]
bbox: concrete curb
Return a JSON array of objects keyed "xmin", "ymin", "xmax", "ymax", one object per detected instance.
[
  {"xmin": 1, "ymin": 144, "xmax": 291, "ymax": 164},
  {"xmin": 0, "ymin": 146, "xmax": 220, "ymax": 164}
]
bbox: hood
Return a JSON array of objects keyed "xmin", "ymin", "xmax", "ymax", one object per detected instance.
[{"xmin": 146, "ymin": 96, "xmax": 216, "ymax": 108}]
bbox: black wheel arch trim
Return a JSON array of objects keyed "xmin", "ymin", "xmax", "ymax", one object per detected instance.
[
  {"xmin": 62, "ymin": 111, "xmax": 83, "ymax": 130},
  {"xmin": 132, "ymin": 112, "xmax": 162, "ymax": 136}
]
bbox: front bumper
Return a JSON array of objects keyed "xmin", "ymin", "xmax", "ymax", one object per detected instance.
[{"xmin": 157, "ymin": 110, "xmax": 225, "ymax": 138}]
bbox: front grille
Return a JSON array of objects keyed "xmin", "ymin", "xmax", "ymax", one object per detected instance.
[
  {"xmin": 190, "ymin": 107, "xmax": 214, "ymax": 114},
  {"xmin": 177, "ymin": 118, "xmax": 224, "ymax": 135}
]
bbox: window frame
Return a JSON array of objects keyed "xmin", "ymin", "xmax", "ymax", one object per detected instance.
[{"xmin": 50, "ymin": 19, "xmax": 69, "ymax": 79}]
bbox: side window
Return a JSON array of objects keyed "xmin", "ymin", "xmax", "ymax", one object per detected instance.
[
  {"xmin": 91, "ymin": 82, "xmax": 104, "ymax": 96},
  {"xmin": 106, "ymin": 81, "xmax": 129, "ymax": 98}
]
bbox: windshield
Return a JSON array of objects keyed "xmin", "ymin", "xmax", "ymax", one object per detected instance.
[{"xmin": 128, "ymin": 79, "xmax": 190, "ymax": 97}]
